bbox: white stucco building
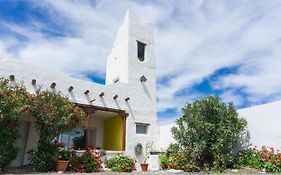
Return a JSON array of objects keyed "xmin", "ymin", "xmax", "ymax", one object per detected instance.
[{"xmin": 0, "ymin": 12, "xmax": 159, "ymax": 169}]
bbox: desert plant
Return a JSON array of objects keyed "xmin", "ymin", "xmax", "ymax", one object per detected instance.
[{"xmin": 171, "ymin": 96, "xmax": 247, "ymax": 172}]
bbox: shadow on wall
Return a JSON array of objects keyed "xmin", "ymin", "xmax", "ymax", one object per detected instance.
[
  {"xmin": 234, "ymin": 128, "xmax": 251, "ymax": 154},
  {"xmin": 101, "ymin": 97, "xmax": 107, "ymax": 107},
  {"xmin": 141, "ymin": 83, "xmax": 152, "ymax": 100},
  {"xmin": 114, "ymin": 99, "xmax": 121, "ymax": 109},
  {"xmin": 69, "ymin": 91, "xmax": 77, "ymax": 103},
  {"xmin": 126, "ymin": 101, "xmax": 135, "ymax": 120},
  {"xmin": 85, "ymin": 94, "xmax": 92, "ymax": 104}
]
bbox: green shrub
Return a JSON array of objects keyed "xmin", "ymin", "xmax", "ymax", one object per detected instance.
[
  {"xmin": 166, "ymin": 143, "xmax": 180, "ymax": 158},
  {"xmin": 171, "ymin": 96, "xmax": 247, "ymax": 172},
  {"xmin": 29, "ymin": 142, "xmax": 59, "ymax": 172},
  {"xmin": 0, "ymin": 79, "xmax": 30, "ymax": 172},
  {"xmin": 240, "ymin": 146, "xmax": 281, "ymax": 173},
  {"xmin": 105, "ymin": 155, "xmax": 135, "ymax": 172},
  {"xmin": 159, "ymin": 154, "xmax": 169, "ymax": 169}
]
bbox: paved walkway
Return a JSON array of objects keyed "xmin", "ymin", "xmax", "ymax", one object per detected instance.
[{"xmin": 2, "ymin": 166, "xmax": 266, "ymax": 174}]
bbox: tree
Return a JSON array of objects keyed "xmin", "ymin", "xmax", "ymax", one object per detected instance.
[
  {"xmin": 171, "ymin": 96, "xmax": 247, "ymax": 171},
  {"xmin": 28, "ymin": 90, "xmax": 86, "ymax": 172}
]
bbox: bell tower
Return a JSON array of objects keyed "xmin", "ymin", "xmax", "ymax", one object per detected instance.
[{"xmin": 106, "ymin": 11, "xmax": 156, "ymax": 101}]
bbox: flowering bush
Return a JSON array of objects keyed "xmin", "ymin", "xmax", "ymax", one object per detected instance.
[
  {"xmin": 159, "ymin": 144, "xmax": 196, "ymax": 171},
  {"xmin": 0, "ymin": 79, "xmax": 30, "ymax": 172},
  {"xmin": 105, "ymin": 155, "xmax": 135, "ymax": 172},
  {"xmin": 58, "ymin": 148, "xmax": 76, "ymax": 161},
  {"xmin": 28, "ymin": 91, "xmax": 86, "ymax": 172},
  {"xmin": 68, "ymin": 147, "xmax": 102, "ymax": 173},
  {"xmin": 0, "ymin": 79, "xmax": 86, "ymax": 172},
  {"xmin": 240, "ymin": 146, "xmax": 281, "ymax": 173}
]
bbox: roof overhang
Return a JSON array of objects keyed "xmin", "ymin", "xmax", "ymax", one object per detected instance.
[{"xmin": 75, "ymin": 103, "xmax": 129, "ymax": 118}]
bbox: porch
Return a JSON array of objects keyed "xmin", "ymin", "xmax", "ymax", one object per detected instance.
[
  {"xmin": 57, "ymin": 103, "xmax": 128, "ymax": 152},
  {"xmin": 10, "ymin": 104, "xmax": 128, "ymax": 167}
]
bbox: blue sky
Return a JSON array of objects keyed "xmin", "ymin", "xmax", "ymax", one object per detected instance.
[{"xmin": 1, "ymin": 0, "xmax": 281, "ymax": 124}]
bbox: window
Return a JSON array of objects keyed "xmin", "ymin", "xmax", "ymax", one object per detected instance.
[
  {"xmin": 137, "ymin": 41, "xmax": 146, "ymax": 61},
  {"xmin": 136, "ymin": 123, "xmax": 148, "ymax": 134},
  {"xmin": 58, "ymin": 129, "xmax": 85, "ymax": 149}
]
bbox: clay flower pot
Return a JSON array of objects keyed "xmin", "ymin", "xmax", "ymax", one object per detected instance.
[
  {"xmin": 56, "ymin": 160, "xmax": 69, "ymax": 172},
  {"xmin": 141, "ymin": 163, "xmax": 148, "ymax": 172},
  {"xmin": 167, "ymin": 163, "xmax": 173, "ymax": 169}
]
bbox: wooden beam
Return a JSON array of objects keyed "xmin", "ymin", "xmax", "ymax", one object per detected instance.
[
  {"xmin": 99, "ymin": 92, "xmax": 105, "ymax": 97},
  {"xmin": 75, "ymin": 103, "xmax": 128, "ymax": 116},
  {"xmin": 68, "ymin": 86, "xmax": 73, "ymax": 92},
  {"xmin": 50, "ymin": 82, "xmax": 56, "ymax": 88},
  {"xmin": 113, "ymin": 94, "xmax": 118, "ymax": 100},
  {"xmin": 31, "ymin": 79, "xmax": 36, "ymax": 85},
  {"xmin": 84, "ymin": 90, "xmax": 90, "ymax": 95},
  {"xmin": 9, "ymin": 75, "xmax": 15, "ymax": 81}
]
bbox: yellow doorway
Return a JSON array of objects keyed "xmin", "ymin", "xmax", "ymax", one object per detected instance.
[{"xmin": 102, "ymin": 116, "xmax": 124, "ymax": 151}]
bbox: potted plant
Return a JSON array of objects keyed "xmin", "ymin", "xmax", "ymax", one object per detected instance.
[
  {"xmin": 56, "ymin": 148, "xmax": 74, "ymax": 172},
  {"xmin": 141, "ymin": 142, "xmax": 153, "ymax": 172}
]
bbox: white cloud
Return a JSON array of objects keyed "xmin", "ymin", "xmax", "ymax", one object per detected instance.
[{"xmin": 1, "ymin": 0, "xmax": 281, "ymax": 122}]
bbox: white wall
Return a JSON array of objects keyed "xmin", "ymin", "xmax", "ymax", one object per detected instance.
[
  {"xmin": 238, "ymin": 100, "xmax": 281, "ymax": 148},
  {"xmin": 89, "ymin": 116, "xmax": 104, "ymax": 148},
  {"xmin": 159, "ymin": 123, "xmax": 175, "ymax": 149}
]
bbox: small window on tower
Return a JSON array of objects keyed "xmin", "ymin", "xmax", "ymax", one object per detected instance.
[{"xmin": 137, "ymin": 41, "xmax": 146, "ymax": 62}]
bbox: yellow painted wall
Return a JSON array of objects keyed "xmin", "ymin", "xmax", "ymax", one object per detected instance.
[{"xmin": 103, "ymin": 116, "xmax": 123, "ymax": 151}]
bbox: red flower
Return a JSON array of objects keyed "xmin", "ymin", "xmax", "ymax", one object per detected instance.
[
  {"xmin": 263, "ymin": 157, "xmax": 270, "ymax": 161},
  {"xmin": 74, "ymin": 113, "xmax": 80, "ymax": 121},
  {"xmin": 22, "ymin": 105, "xmax": 29, "ymax": 112},
  {"xmin": 65, "ymin": 121, "xmax": 69, "ymax": 128}
]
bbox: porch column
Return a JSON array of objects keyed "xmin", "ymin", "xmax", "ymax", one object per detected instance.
[
  {"xmin": 83, "ymin": 112, "xmax": 91, "ymax": 147},
  {"xmin": 120, "ymin": 113, "xmax": 128, "ymax": 151}
]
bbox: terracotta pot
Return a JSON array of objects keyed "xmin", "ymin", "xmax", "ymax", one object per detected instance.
[
  {"xmin": 167, "ymin": 163, "xmax": 173, "ymax": 169},
  {"xmin": 141, "ymin": 163, "xmax": 148, "ymax": 172},
  {"xmin": 56, "ymin": 160, "xmax": 69, "ymax": 172}
]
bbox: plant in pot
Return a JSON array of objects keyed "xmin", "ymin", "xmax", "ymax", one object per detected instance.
[
  {"xmin": 141, "ymin": 141, "xmax": 153, "ymax": 172},
  {"xmin": 56, "ymin": 148, "xmax": 75, "ymax": 172}
]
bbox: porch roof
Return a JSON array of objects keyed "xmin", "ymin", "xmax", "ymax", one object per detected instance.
[{"xmin": 75, "ymin": 103, "xmax": 129, "ymax": 118}]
